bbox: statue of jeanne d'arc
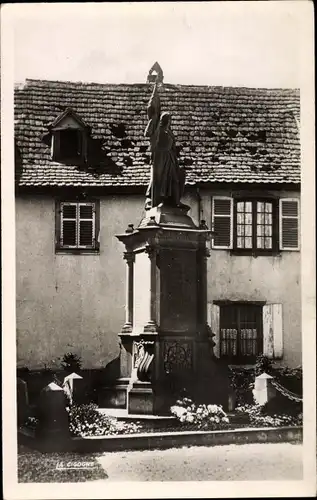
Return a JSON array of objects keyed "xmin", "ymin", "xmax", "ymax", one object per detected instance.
[{"xmin": 144, "ymin": 75, "xmax": 185, "ymax": 211}]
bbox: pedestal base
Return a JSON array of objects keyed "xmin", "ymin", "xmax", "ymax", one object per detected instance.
[
  {"xmin": 139, "ymin": 204, "xmax": 197, "ymax": 230},
  {"xmin": 98, "ymin": 378, "xmax": 130, "ymax": 409},
  {"xmin": 128, "ymin": 381, "xmax": 154, "ymax": 415}
]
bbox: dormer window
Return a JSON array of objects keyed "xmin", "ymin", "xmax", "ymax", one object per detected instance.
[
  {"xmin": 59, "ymin": 129, "xmax": 82, "ymax": 159},
  {"xmin": 48, "ymin": 108, "xmax": 89, "ymax": 164}
]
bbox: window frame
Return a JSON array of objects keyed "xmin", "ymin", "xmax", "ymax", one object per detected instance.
[
  {"xmin": 51, "ymin": 128, "xmax": 87, "ymax": 164},
  {"xmin": 55, "ymin": 199, "xmax": 100, "ymax": 254},
  {"xmin": 232, "ymin": 197, "xmax": 279, "ymax": 255},
  {"xmin": 218, "ymin": 301, "xmax": 264, "ymax": 364}
]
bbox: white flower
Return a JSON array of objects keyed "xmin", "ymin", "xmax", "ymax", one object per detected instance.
[
  {"xmin": 207, "ymin": 404, "xmax": 219, "ymax": 414},
  {"xmin": 186, "ymin": 414, "xmax": 194, "ymax": 423},
  {"xmin": 223, "ymin": 417, "xmax": 229, "ymax": 423}
]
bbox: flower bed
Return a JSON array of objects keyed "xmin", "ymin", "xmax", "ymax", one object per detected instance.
[
  {"xmin": 235, "ymin": 403, "xmax": 303, "ymax": 427},
  {"xmin": 170, "ymin": 397, "xmax": 230, "ymax": 430},
  {"xmin": 22, "ymin": 396, "xmax": 302, "ymax": 440},
  {"xmin": 67, "ymin": 403, "xmax": 141, "ymax": 437}
]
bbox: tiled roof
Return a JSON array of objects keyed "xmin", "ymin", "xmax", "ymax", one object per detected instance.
[{"xmin": 14, "ymin": 79, "xmax": 300, "ymax": 189}]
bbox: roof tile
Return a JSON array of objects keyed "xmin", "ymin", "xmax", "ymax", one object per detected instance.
[{"xmin": 14, "ymin": 79, "xmax": 300, "ymax": 188}]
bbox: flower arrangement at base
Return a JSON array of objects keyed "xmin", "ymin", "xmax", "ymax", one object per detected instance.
[
  {"xmin": 67, "ymin": 403, "xmax": 140, "ymax": 437},
  {"xmin": 170, "ymin": 397, "xmax": 230, "ymax": 430}
]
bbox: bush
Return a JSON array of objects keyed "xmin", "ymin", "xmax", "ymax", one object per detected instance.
[
  {"xmin": 67, "ymin": 403, "xmax": 140, "ymax": 437},
  {"xmin": 171, "ymin": 397, "xmax": 230, "ymax": 430},
  {"xmin": 229, "ymin": 356, "xmax": 303, "ymax": 407},
  {"xmin": 60, "ymin": 353, "xmax": 82, "ymax": 373},
  {"xmin": 236, "ymin": 402, "xmax": 302, "ymax": 427},
  {"xmin": 228, "ymin": 367, "xmax": 254, "ymax": 406}
]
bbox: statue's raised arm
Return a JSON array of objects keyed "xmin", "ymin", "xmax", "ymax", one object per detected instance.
[
  {"xmin": 144, "ymin": 82, "xmax": 161, "ymax": 141},
  {"xmin": 144, "ymin": 65, "xmax": 185, "ymax": 211}
]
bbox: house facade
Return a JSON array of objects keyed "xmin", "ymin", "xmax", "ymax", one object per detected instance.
[{"xmin": 15, "ymin": 79, "xmax": 301, "ymax": 373}]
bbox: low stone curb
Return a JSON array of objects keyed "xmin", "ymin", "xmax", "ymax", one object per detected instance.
[{"xmin": 19, "ymin": 425, "xmax": 302, "ymax": 453}]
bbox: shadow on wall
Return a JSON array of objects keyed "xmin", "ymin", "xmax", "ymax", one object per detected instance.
[{"xmin": 17, "ymin": 352, "xmax": 121, "ymax": 407}]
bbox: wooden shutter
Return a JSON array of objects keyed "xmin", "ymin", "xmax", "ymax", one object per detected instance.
[
  {"xmin": 60, "ymin": 202, "xmax": 77, "ymax": 248},
  {"xmin": 211, "ymin": 197, "xmax": 233, "ymax": 249},
  {"xmin": 279, "ymin": 199, "xmax": 299, "ymax": 250},
  {"xmin": 263, "ymin": 304, "xmax": 283, "ymax": 359},
  {"xmin": 207, "ymin": 303, "xmax": 220, "ymax": 358},
  {"xmin": 78, "ymin": 202, "xmax": 95, "ymax": 248},
  {"xmin": 60, "ymin": 202, "xmax": 95, "ymax": 249}
]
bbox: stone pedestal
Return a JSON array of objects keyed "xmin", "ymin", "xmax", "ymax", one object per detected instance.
[
  {"xmin": 115, "ymin": 204, "xmax": 229, "ymax": 414},
  {"xmin": 253, "ymin": 372, "xmax": 277, "ymax": 406}
]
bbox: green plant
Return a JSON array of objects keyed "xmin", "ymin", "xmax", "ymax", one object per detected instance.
[
  {"xmin": 60, "ymin": 353, "xmax": 82, "ymax": 373},
  {"xmin": 171, "ymin": 397, "xmax": 230, "ymax": 430}
]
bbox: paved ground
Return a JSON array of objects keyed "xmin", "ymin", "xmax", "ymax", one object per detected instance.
[
  {"xmin": 18, "ymin": 443, "xmax": 302, "ymax": 482},
  {"xmin": 96, "ymin": 443, "xmax": 303, "ymax": 482}
]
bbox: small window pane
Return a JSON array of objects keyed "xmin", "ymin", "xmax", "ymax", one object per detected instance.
[
  {"xmin": 257, "ymin": 236, "xmax": 264, "ymax": 248},
  {"xmin": 237, "ymin": 225, "xmax": 244, "ymax": 236},
  {"xmin": 257, "ymin": 213, "xmax": 264, "ymax": 224},
  {"xmin": 265, "ymin": 226, "xmax": 272, "ymax": 236},
  {"xmin": 257, "ymin": 202, "xmax": 264, "ymax": 213},
  {"xmin": 245, "ymin": 213, "xmax": 252, "ymax": 224},
  {"xmin": 265, "ymin": 213, "xmax": 272, "ymax": 224},
  {"xmin": 265, "ymin": 203, "xmax": 272, "ymax": 213},
  {"xmin": 257, "ymin": 225, "xmax": 264, "ymax": 236},
  {"xmin": 245, "ymin": 237, "xmax": 252, "ymax": 248},
  {"xmin": 245, "ymin": 225, "xmax": 252, "ymax": 237},
  {"xmin": 237, "ymin": 213, "xmax": 244, "ymax": 224},
  {"xmin": 265, "ymin": 237, "xmax": 272, "ymax": 249},
  {"xmin": 237, "ymin": 237, "xmax": 243, "ymax": 248},
  {"xmin": 245, "ymin": 202, "xmax": 252, "ymax": 212},
  {"xmin": 237, "ymin": 202, "xmax": 245, "ymax": 212}
]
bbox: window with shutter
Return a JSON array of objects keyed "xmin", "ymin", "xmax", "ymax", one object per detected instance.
[
  {"xmin": 212, "ymin": 197, "xmax": 233, "ymax": 249},
  {"xmin": 279, "ymin": 199, "xmax": 300, "ymax": 250},
  {"xmin": 211, "ymin": 195, "xmax": 299, "ymax": 254},
  {"xmin": 222, "ymin": 304, "xmax": 262, "ymax": 362},
  {"xmin": 56, "ymin": 200, "xmax": 99, "ymax": 253},
  {"xmin": 217, "ymin": 302, "xmax": 263, "ymax": 364}
]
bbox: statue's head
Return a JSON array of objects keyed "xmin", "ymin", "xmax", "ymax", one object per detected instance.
[{"xmin": 160, "ymin": 112, "xmax": 171, "ymax": 128}]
